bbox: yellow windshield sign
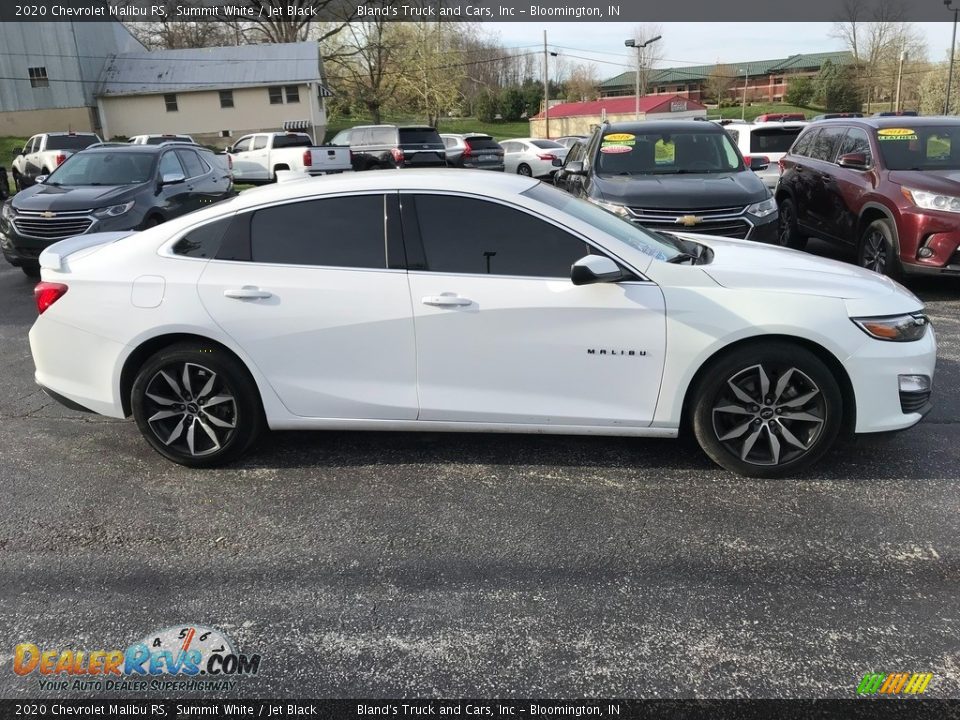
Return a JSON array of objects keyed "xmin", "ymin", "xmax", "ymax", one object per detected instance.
[
  {"xmin": 877, "ymin": 128, "xmax": 916, "ymax": 137},
  {"xmin": 603, "ymin": 133, "xmax": 636, "ymax": 142}
]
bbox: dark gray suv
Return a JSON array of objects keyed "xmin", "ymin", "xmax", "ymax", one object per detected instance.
[{"xmin": 1, "ymin": 143, "xmax": 232, "ymax": 277}]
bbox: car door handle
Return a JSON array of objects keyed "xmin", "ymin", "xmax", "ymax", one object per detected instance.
[
  {"xmin": 422, "ymin": 294, "xmax": 472, "ymax": 307},
  {"xmin": 224, "ymin": 286, "xmax": 272, "ymax": 300}
]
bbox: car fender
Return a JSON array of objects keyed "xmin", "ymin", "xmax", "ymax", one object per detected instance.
[{"xmin": 858, "ymin": 200, "xmax": 901, "ymax": 253}]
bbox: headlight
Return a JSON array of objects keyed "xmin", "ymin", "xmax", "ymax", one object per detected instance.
[
  {"xmin": 93, "ymin": 201, "xmax": 135, "ymax": 218},
  {"xmin": 902, "ymin": 187, "xmax": 960, "ymax": 213},
  {"xmin": 746, "ymin": 197, "xmax": 777, "ymax": 218},
  {"xmin": 587, "ymin": 197, "xmax": 632, "ymax": 219},
  {"xmin": 852, "ymin": 313, "xmax": 930, "ymax": 342},
  {"xmin": 1, "ymin": 202, "xmax": 15, "ymax": 221}
]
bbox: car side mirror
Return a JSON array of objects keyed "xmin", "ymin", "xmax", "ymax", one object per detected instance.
[
  {"xmin": 837, "ymin": 152, "xmax": 869, "ymax": 170},
  {"xmin": 34, "ymin": 175, "xmax": 48, "ymax": 184},
  {"xmin": 564, "ymin": 160, "xmax": 586, "ymax": 175},
  {"xmin": 571, "ymin": 255, "xmax": 624, "ymax": 286},
  {"xmin": 161, "ymin": 173, "xmax": 186, "ymax": 186}
]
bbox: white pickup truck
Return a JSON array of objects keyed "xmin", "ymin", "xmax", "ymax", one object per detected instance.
[
  {"xmin": 10, "ymin": 131, "xmax": 101, "ymax": 190},
  {"xmin": 226, "ymin": 132, "xmax": 351, "ymax": 183}
]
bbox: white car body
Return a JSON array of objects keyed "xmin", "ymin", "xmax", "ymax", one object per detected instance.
[
  {"xmin": 722, "ymin": 121, "xmax": 809, "ymax": 189},
  {"xmin": 128, "ymin": 134, "xmax": 197, "ymax": 145},
  {"xmin": 227, "ymin": 132, "xmax": 351, "ymax": 182},
  {"xmin": 29, "ymin": 171, "xmax": 936, "ymax": 475},
  {"xmin": 501, "ymin": 138, "xmax": 569, "ymax": 178},
  {"xmin": 11, "ymin": 132, "xmax": 102, "ymax": 187}
]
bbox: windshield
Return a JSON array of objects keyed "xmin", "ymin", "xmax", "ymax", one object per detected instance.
[
  {"xmin": 144, "ymin": 136, "xmax": 192, "ymax": 145},
  {"xmin": 875, "ymin": 125, "xmax": 960, "ymax": 170},
  {"xmin": 45, "ymin": 135, "xmax": 99, "ymax": 151},
  {"xmin": 523, "ymin": 183, "xmax": 682, "ymax": 263},
  {"xmin": 46, "ymin": 152, "xmax": 155, "ymax": 186},
  {"xmin": 596, "ymin": 129, "xmax": 743, "ymax": 175}
]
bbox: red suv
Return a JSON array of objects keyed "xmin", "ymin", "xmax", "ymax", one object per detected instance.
[{"xmin": 776, "ymin": 116, "xmax": 960, "ymax": 278}]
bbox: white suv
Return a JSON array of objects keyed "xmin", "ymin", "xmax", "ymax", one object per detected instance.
[{"xmin": 722, "ymin": 121, "xmax": 809, "ymax": 189}]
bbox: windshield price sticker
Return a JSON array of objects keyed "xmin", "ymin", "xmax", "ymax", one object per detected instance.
[
  {"xmin": 600, "ymin": 144, "xmax": 633, "ymax": 154},
  {"xmin": 877, "ymin": 128, "xmax": 918, "ymax": 141},
  {"xmin": 603, "ymin": 133, "xmax": 636, "ymax": 142}
]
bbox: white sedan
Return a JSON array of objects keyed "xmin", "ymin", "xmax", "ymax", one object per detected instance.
[
  {"xmin": 29, "ymin": 171, "xmax": 935, "ymax": 477},
  {"xmin": 500, "ymin": 138, "xmax": 569, "ymax": 178}
]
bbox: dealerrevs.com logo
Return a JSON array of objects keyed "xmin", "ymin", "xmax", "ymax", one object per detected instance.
[
  {"xmin": 13, "ymin": 625, "xmax": 261, "ymax": 692},
  {"xmin": 857, "ymin": 672, "xmax": 934, "ymax": 696}
]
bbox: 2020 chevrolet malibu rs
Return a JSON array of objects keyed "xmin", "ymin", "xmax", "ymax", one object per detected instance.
[{"xmin": 28, "ymin": 170, "xmax": 935, "ymax": 477}]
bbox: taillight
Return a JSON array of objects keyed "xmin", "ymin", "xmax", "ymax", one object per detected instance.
[
  {"xmin": 778, "ymin": 157, "xmax": 786, "ymax": 174},
  {"xmin": 34, "ymin": 282, "xmax": 68, "ymax": 314},
  {"xmin": 743, "ymin": 155, "xmax": 751, "ymax": 167},
  {"xmin": 55, "ymin": 153, "xmax": 66, "ymax": 166},
  {"xmin": 227, "ymin": 154, "xmax": 233, "ymax": 170},
  {"xmin": 537, "ymin": 153, "xmax": 556, "ymax": 161},
  {"xmin": 302, "ymin": 149, "xmax": 312, "ymax": 167},
  {"xmin": 462, "ymin": 141, "xmax": 473, "ymax": 158},
  {"xmin": 390, "ymin": 147, "xmax": 404, "ymax": 164}
]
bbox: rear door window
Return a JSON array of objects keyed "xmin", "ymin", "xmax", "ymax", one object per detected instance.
[
  {"xmin": 370, "ymin": 128, "xmax": 396, "ymax": 145},
  {"xmin": 252, "ymin": 136, "xmax": 268, "ymax": 150},
  {"xmin": 159, "ymin": 151, "xmax": 185, "ymax": 177},
  {"xmin": 249, "ymin": 195, "xmax": 386, "ymax": 268},
  {"xmin": 749, "ymin": 127, "xmax": 804, "ymax": 154},
  {"xmin": 791, "ymin": 128, "xmax": 817, "ymax": 157},
  {"xmin": 808, "ymin": 127, "xmax": 846, "ymax": 163},
  {"xmin": 177, "ymin": 150, "xmax": 207, "ymax": 178},
  {"xmin": 838, "ymin": 128, "xmax": 873, "ymax": 165}
]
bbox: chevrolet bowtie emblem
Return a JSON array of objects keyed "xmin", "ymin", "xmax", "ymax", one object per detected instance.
[
  {"xmin": 40, "ymin": 211, "xmax": 56, "ymax": 218},
  {"xmin": 676, "ymin": 215, "xmax": 703, "ymax": 226}
]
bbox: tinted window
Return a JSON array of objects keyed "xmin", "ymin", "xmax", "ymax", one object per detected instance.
[
  {"xmin": 808, "ymin": 126, "xmax": 846, "ymax": 162},
  {"xmin": 272, "ymin": 134, "xmax": 312, "ymax": 148},
  {"xmin": 876, "ymin": 124, "xmax": 960, "ymax": 170},
  {"xmin": 839, "ymin": 128, "xmax": 872, "ymax": 164},
  {"xmin": 596, "ymin": 130, "xmax": 741, "ymax": 174},
  {"xmin": 48, "ymin": 152, "xmax": 155, "ymax": 186},
  {"xmin": 146, "ymin": 135, "xmax": 192, "ymax": 145},
  {"xmin": 172, "ymin": 216, "xmax": 232, "ymax": 258},
  {"xmin": 159, "ymin": 152, "xmax": 185, "ymax": 177},
  {"xmin": 177, "ymin": 150, "xmax": 207, "ymax": 178},
  {"xmin": 399, "ymin": 128, "xmax": 441, "ymax": 145},
  {"xmin": 45, "ymin": 135, "xmax": 98, "ymax": 151},
  {"xmin": 414, "ymin": 194, "xmax": 590, "ymax": 278},
  {"xmin": 464, "ymin": 136, "xmax": 500, "ymax": 150},
  {"xmin": 250, "ymin": 195, "xmax": 386, "ymax": 268},
  {"xmin": 530, "ymin": 140, "xmax": 564, "ymax": 149},
  {"xmin": 749, "ymin": 127, "xmax": 804, "ymax": 154},
  {"xmin": 791, "ymin": 128, "xmax": 817, "ymax": 157}
]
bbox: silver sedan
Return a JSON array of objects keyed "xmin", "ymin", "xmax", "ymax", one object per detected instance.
[{"xmin": 500, "ymin": 138, "xmax": 569, "ymax": 179}]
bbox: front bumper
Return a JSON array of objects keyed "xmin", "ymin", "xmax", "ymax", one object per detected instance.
[
  {"xmin": 1, "ymin": 211, "xmax": 145, "ymax": 268},
  {"xmin": 845, "ymin": 325, "xmax": 937, "ymax": 434}
]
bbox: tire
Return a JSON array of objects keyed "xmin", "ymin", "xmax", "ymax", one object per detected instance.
[
  {"xmin": 21, "ymin": 265, "xmax": 40, "ymax": 279},
  {"xmin": 271, "ymin": 164, "xmax": 289, "ymax": 182},
  {"xmin": 142, "ymin": 216, "xmax": 162, "ymax": 229},
  {"xmin": 857, "ymin": 218, "xmax": 902, "ymax": 280},
  {"xmin": 776, "ymin": 197, "xmax": 807, "ymax": 250},
  {"xmin": 12, "ymin": 171, "xmax": 23, "ymax": 193},
  {"xmin": 517, "ymin": 163, "xmax": 533, "ymax": 177},
  {"xmin": 131, "ymin": 342, "xmax": 264, "ymax": 467},
  {"xmin": 691, "ymin": 342, "xmax": 843, "ymax": 478}
]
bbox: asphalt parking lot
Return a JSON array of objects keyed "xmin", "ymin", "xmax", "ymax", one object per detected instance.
[{"xmin": 0, "ymin": 240, "xmax": 959, "ymax": 699}]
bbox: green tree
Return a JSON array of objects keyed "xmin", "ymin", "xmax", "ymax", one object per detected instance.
[
  {"xmin": 475, "ymin": 90, "xmax": 500, "ymax": 123},
  {"xmin": 816, "ymin": 60, "xmax": 862, "ymax": 112},
  {"xmin": 785, "ymin": 76, "xmax": 815, "ymax": 106},
  {"xmin": 500, "ymin": 87, "xmax": 526, "ymax": 122}
]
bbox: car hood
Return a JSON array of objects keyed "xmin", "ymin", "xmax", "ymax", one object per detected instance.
[
  {"xmin": 12, "ymin": 183, "xmax": 144, "ymax": 212},
  {"xmin": 680, "ymin": 233, "xmax": 903, "ymax": 300},
  {"xmin": 888, "ymin": 169, "xmax": 960, "ymax": 194},
  {"xmin": 594, "ymin": 171, "xmax": 767, "ymax": 209}
]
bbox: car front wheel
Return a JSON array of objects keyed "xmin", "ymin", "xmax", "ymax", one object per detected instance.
[
  {"xmin": 776, "ymin": 197, "xmax": 807, "ymax": 250},
  {"xmin": 692, "ymin": 342, "xmax": 842, "ymax": 477},
  {"xmin": 131, "ymin": 342, "xmax": 263, "ymax": 467},
  {"xmin": 858, "ymin": 218, "xmax": 902, "ymax": 279}
]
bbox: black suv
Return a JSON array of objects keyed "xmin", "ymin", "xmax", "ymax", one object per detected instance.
[
  {"xmin": 330, "ymin": 125, "xmax": 446, "ymax": 170},
  {"xmin": 1, "ymin": 143, "xmax": 232, "ymax": 277},
  {"xmin": 555, "ymin": 121, "xmax": 778, "ymax": 242}
]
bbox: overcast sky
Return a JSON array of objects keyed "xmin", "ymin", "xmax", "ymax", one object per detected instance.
[{"xmin": 482, "ymin": 22, "xmax": 956, "ymax": 77}]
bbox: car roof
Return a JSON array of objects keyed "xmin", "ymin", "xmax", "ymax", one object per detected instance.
[
  {"xmin": 723, "ymin": 121, "xmax": 808, "ymax": 130},
  {"xmin": 440, "ymin": 133, "xmax": 493, "ymax": 139},
  {"xmin": 42, "ymin": 131, "xmax": 98, "ymax": 137},
  {"xmin": 227, "ymin": 169, "xmax": 540, "ymax": 211},
  {"xmin": 814, "ymin": 115, "xmax": 950, "ymax": 129},
  {"xmin": 81, "ymin": 144, "xmax": 196, "ymax": 155},
  {"xmin": 602, "ymin": 121, "xmax": 726, "ymax": 134}
]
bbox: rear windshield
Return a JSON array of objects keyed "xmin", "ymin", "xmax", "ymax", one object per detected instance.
[
  {"xmin": 596, "ymin": 129, "xmax": 742, "ymax": 175},
  {"xmin": 145, "ymin": 136, "xmax": 192, "ymax": 145},
  {"xmin": 399, "ymin": 128, "xmax": 443, "ymax": 145},
  {"xmin": 45, "ymin": 135, "xmax": 99, "ymax": 151},
  {"xmin": 749, "ymin": 127, "xmax": 804, "ymax": 154},
  {"xmin": 531, "ymin": 140, "xmax": 564, "ymax": 149},
  {"xmin": 273, "ymin": 134, "xmax": 313, "ymax": 148},
  {"xmin": 464, "ymin": 136, "xmax": 500, "ymax": 150}
]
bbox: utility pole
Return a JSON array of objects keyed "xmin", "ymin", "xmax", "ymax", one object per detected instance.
[
  {"xmin": 544, "ymin": 30, "xmax": 550, "ymax": 138},
  {"xmin": 947, "ymin": 0, "xmax": 958, "ymax": 114},
  {"xmin": 895, "ymin": 49, "xmax": 906, "ymax": 112},
  {"xmin": 624, "ymin": 34, "xmax": 662, "ymax": 121},
  {"xmin": 740, "ymin": 66, "xmax": 749, "ymax": 121}
]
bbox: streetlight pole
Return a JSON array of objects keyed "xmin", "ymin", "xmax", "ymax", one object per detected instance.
[
  {"xmin": 743, "ymin": 69, "xmax": 749, "ymax": 120},
  {"xmin": 625, "ymin": 34, "xmax": 662, "ymax": 121},
  {"xmin": 947, "ymin": 0, "xmax": 958, "ymax": 114},
  {"xmin": 895, "ymin": 49, "xmax": 907, "ymax": 112}
]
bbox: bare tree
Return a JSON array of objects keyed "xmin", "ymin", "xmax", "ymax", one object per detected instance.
[
  {"xmin": 325, "ymin": 20, "xmax": 404, "ymax": 124},
  {"xmin": 564, "ymin": 62, "xmax": 600, "ymax": 102},
  {"xmin": 238, "ymin": 0, "xmax": 357, "ymax": 45},
  {"xmin": 705, "ymin": 63, "xmax": 736, "ymax": 103}
]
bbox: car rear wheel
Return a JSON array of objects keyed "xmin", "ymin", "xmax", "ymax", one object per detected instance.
[
  {"xmin": 691, "ymin": 342, "xmax": 842, "ymax": 478},
  {"xmin": 12, "ymin": 171, "xmax": 23, "ymax": 192},
  {"xmin": 517, "ymin": 163, "xmax": 533, "ymax": 177},
  {"xmin": 131, "ymin": 342, "xmax": 263, "ymax": 467},
  {"xmin": 858, "ymin": 218, "xmax": 902, "ymax": 280},
  {"xmin": 776, "ymin": 198, "xmax": 807, "ymax": 250}
]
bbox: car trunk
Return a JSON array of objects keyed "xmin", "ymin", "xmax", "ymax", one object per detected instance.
[
  {"xmin": 398, "ymin": 128, "xmax": 446, "ymax": 167},
  {"xmin": 462, "ymin": 136, "xmax": 504, "ymax": 168}
]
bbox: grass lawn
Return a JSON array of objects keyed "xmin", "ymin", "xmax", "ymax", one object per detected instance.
[
  {"xmin": 713, "ymin": 103, "xmax": 822, "ymax": 122},
  {"xmin": 0, "ymin": 136, "xmax": 27, "ymax": 197}
]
